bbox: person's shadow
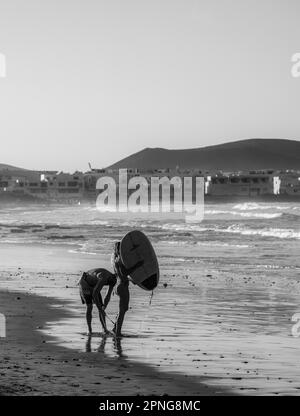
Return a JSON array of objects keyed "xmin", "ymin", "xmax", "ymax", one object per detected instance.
[
  {"xmin": 85, "ymin": 334, "xmax": 92, "ymax": 352},
  {"xmin": 85, "ymin": 333, "xmax": 108, "ymax": 353},
  {"xmin": 97, "ymin": 335, "xmax": 108, "ymax": 353},
  {"xmin": 85, "ymin": 333, "xmax": 127, "ymax": 358},
  {"xmin": 113, "ymin": 335, "xmax": 127, "ymax": 359}
]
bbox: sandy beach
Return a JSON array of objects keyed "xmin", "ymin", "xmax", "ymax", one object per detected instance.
[
  {"xmin": 0, "ymin": 272, "xmax": 226, "ymax": 396},
  {"xmin": 0, "ymin": 241, "xmax": 299, "ymax": 395},
  {"xmin": 1, "ymin": 202, "xmax": 300, "ymax": 395}
]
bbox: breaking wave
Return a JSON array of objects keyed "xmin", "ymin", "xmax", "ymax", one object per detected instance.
[
  {"xmin": 156, "ymin": 222, "xmax": 300, "ymax": 240},
  {"xmin": 205, "ymin": 209, "xmax": 282, "ymax": 219},
  {"xmin": 217, "ymin": 225, "xmax": 300, "ymax": 240},
  {"xmin": 233, "ymin": 203, "xmax": 292, "ymax": 211}
]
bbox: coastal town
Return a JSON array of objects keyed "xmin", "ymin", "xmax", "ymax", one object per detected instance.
[{"xmin": 0, "ymin": 166, "xmax": 299, "ymax": 201}]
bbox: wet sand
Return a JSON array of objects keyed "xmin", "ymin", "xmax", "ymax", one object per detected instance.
[
  {"xmin": 0, "ymin": 289, "xmax": 226, "ymax": 395},
  {"xmin": 1, "ymin": 242, "xmax": 300, "ymax": 395}
]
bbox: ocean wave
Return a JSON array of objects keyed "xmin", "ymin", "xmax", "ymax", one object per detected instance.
[
  {"xmin": 0, "ymin": 239, "xmax": 37, "ymax": 244},
  {"xmin": 46, "ymin": 235, "xmax": 85, "ymax": 240},
  {"xmin": 153, "ymin": 222, "xmax": 300, "ymax": 240},
  {"xmin": 160, "ymin": 239, "xmax": 249, "ymax": 248},
  {"xmin": 233, "ymin": 203, "xmax": 292, "ymax": 211},
  {"xmin": 90, "ymin": 220, "xmax": 109, "ymax": 225},
  {"xmin": 205, "ymin": 209, "xmax": 232, "ymax": 215},
  {"xmin": 197, "ymin": 241, "xmax": 250, "ymax": 248},
  {"xmin": 68, "ymin": 249, "xmax": 98, "ymax": 255},
  {"xmin": 256, "ymin": 263, "xmax": 300, "ymax": 270},
  {"xmin": 160, "ymin": 240, "xmax": 189, "ymax": 245},
  {"xmin": 237, "ymin": 212, "xmax": 282, "ymax": 219},
  {"xmin": 221, "ymin": 225, "xmax": 300, "ymax": 240},
  {"xmin": 159, "ymin": 223, "xmax": 208, "ymax": 233},
  {"xmin": 0, "ymin": 238, "xmax": 82, "ymax": 246},
  {"xmin": 205, "ymin": 209, "xmax": 282, "ymax": 219},
  {"xmin": 44, "ymin": 225, "xmax": 72, "ymax": 230}
]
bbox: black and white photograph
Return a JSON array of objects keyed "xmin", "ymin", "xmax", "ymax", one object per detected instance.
[{"xmin": 1, "ymin": 0, "xmax": 300, "ymax": 406}]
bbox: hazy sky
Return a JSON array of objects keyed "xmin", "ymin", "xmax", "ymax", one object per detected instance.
[{"xmin": 0, "ymin": 0, "xmax": 300, "ymax": 171}]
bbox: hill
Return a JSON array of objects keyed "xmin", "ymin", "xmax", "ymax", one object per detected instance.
[
  {"xmin": 108, "ymin": 139, "xmax": 300, "ymax": 171},
  {"xmin": 0, "ymin": 163, "xmax": 27, "ymax": 171},
  {"xmin": 0, "ymin": 163, "xmax": 38, "ymax": 177}
]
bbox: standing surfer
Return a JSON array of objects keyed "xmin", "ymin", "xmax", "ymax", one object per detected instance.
[{"xmin": 111, "ymin": 242, "xmax": 144, "ymax": 337}]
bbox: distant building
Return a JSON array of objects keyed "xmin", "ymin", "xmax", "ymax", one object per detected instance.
[
  {"xmin": 279, "ymin": 171, "xmax": 300, "ymax": 196},
  {"xmin": 0, "ymin": 171, "xmax": 84, "ymax": 200},
  {"xmin": 0, "ymin": 173, "xmax": 28, "ymax": 193},
  {"xmin": 52, "ymin": 172, "xmax": 84, "ymax": 198},
  {"xmin": 205, "ymin": 171, "xmax": 278, "ymax": 196},
  {"xmin": 1, "ymin": 167, "xmax": 299, "ymax": 200}
]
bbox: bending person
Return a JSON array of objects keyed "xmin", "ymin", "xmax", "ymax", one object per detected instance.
[{"xmin": 79, "ymin": 268, "xmax": 116, "ymax": 335}]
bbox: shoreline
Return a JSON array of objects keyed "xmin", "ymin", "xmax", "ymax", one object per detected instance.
[
  {"xmin": 1, "ymin": 194, "xmax": 300, "ymax": 207},
  {"xmin": 0, "ymin": 288, "xmax": 228, "ymax": 396}
]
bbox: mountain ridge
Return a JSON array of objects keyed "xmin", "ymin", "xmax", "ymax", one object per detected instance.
[{"xmin": 108, "ymin": 139, "xmax": 300, "ymax": 171}]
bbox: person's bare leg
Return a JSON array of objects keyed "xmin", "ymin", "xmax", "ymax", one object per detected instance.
[
  {"xmin": 86, "ymin": 303, "xmax": 93, "ymax": 334},
  {"xmin": 114, "ymin": 309, "xmax": 126, "ymax": 337},
  {"xmin": 113, "ymin": 282, "xmax": 129, "ymax": 337}
]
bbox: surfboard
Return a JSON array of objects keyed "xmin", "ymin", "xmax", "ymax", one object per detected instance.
[{"xmin": 120, "ymin": 230, "xmax": 159, "ymax": 291}]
